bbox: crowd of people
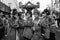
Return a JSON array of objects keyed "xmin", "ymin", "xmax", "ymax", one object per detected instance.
[{"xmin": 0, "ymin": 2, "xmax": 60, "ymax": 40}]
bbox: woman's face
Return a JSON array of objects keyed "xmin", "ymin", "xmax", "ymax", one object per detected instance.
[
  {"xmin": 34, "ymin": 13, "xmax": 38, "ymax": 17},
  {"xmin": 42, "ymin": 13, "xmax": 46, "ymax": 17},
  {"xmin": 26, "ymin": 13, "xmax": 31, "ymax": 17},
  {"xmin": 0, "ymin": 12, "xmax": 3, "ymax": 17}
]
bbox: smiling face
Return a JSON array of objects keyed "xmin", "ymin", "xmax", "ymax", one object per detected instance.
[{"xmin": 34, "ymin": 13, "xmax": 38, "ymax": 17}]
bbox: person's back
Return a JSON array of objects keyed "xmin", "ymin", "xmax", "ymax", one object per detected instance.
[{"xmin": 0, "ymin": 18, "xmax": 5, "ymax": 40}]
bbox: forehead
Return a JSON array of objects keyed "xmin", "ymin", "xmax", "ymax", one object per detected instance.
[{"xmin": 0, "ymin": 12, "xmax": 3, "ymax": 14}]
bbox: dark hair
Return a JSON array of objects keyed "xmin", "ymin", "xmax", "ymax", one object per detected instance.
[
  {"xmin": 26, "ymin": 12, "xmax": 32, "ymax": 17},
  {"xmin": 42, "ymin": 9, "xmax": 50, "ymax": 15},
  {"xmin": 12, "ymin": 9, "xmax": 17, "ymax": 15}
]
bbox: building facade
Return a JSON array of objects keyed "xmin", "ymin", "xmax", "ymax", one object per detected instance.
[
  {"xmin": 0, "ymin": 0, "xmax": 19, "ymax": 10},
  {"xmin": 0, "ymin": 1, "xmax": 11, "ymax": 13},
  {"xmin": 54, "ymin": 0, "xmax": 60, "ymax": 12}
]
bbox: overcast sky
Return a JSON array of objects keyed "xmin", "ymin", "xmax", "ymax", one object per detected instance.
[{"xmin": 17, "ymin": 0, "xmax": 51, "ymax": 11}]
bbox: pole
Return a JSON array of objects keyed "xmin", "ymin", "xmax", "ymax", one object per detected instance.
[{"xmin": 16, "ymin": 30, "xmax": 19, "ymax": 40}]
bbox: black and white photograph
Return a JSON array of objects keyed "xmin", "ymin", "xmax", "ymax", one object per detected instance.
[{"xmin": 0, "ymin": 0, "xmax": 60, "ymax": 40}]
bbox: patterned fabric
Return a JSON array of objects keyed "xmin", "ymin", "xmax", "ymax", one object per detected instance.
[
  {"xmin": 23, "ymin": 27, "xmax": 33, "ymax": 39},
  {"xmin": 38, "ymin": 16, "xmax": 51, "ymax": 39},
  {"xmin": 31, "ymin": 31, "xmax": 43, "ymax": 40}
]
